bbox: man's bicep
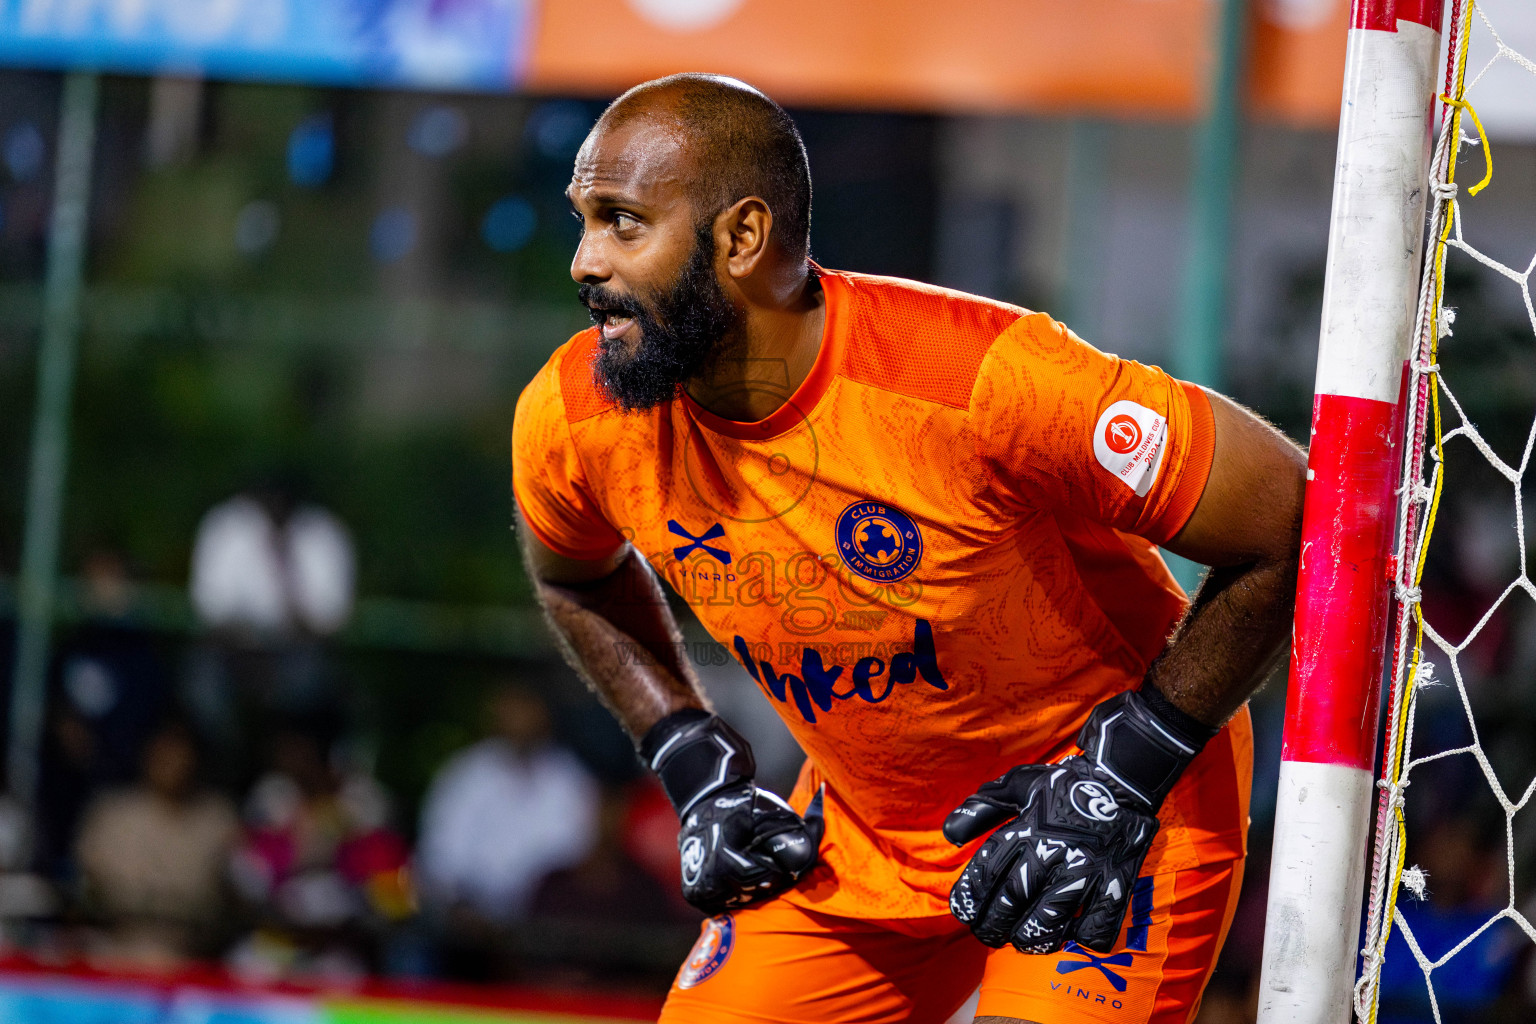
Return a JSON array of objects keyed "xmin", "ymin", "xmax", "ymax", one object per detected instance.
[
  {"xmin": 975, "ymin": 318, "xmax": 1217, "ymax": 543},
  {"xmin": 1163, "ymin": 391, "xmax": 1307, "ymax": 567},
  {"xmin": 516, "ymin": 506, "xmax": 627, "ymax": 586}
]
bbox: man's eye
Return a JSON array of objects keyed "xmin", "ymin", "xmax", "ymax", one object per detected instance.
[{"xmin": 614, "ymin": 212, "xmax": 639, "ymax": 231}]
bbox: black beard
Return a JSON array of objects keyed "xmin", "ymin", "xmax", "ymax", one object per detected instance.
[{"xmin": 580, "ymin": 224, "xmax": 738, "ymax": 411}]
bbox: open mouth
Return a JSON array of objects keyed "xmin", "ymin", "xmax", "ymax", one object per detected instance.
[
  {"xmin": 601, "ymin": 316, "xmax": 635, "ymax": 341},
  {"xmin": 585, "ymin": 303, "xmax": 638, "ymax": 341}
]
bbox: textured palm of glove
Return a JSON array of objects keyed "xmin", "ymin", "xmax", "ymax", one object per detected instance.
[
  {"xmin": 641, "ymin": 709, "xmax": 823, "ymax": 915},
  {"xmin": 943, "ymin": 758, "xmax": 1159, "ymax": 954}
]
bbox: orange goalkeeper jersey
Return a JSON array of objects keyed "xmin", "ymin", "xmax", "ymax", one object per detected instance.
[{"xmin": 513, "ymin": 267, "xmax": 1252, "ymax": 921}]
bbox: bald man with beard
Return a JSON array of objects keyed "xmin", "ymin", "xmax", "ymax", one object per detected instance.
[{"xmin": 513, "ymin": 74, "xmax": 1305, "ymax": 1024}]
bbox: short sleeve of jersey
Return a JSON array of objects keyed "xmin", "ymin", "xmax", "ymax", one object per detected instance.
[
  {"xmin": 512, "ymin": 343, "xmax": 626, "ymax": 561},
  {"xmin": 972, "ymin": 313, "xmax": 1215, "ymax": 545}
]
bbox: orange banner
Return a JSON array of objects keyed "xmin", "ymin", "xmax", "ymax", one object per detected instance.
[
  {"xmin": 525, "ymin": 0, "xmax": 1352, "ymax": 125},
  {"xmin": 1249, "ymin": 0, "xmax": 1351, "ymax": 125},
  {"xmin": 527, "ymin": 0, "xmax": 1213, "ymax": 119}
]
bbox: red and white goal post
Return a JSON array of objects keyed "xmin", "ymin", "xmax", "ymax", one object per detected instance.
[{"xmin": 1256, "ymin": 1, "xmax": 1450, "ymax": 1022}]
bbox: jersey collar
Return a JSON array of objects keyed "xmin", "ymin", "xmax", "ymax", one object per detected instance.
[{"xmin": 681, "ymin": 263, "xmax": 845, "ymax": 441}]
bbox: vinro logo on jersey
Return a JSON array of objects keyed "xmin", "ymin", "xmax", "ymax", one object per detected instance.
[{"xmin": 669, "ymin": 520, "xmax": 731, "ymax": 563}]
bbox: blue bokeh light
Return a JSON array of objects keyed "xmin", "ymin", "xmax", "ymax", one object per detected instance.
[
  {"xmin": 287, "ymin": 114, "xmax": 334, "ymax": 187},
  {"xmin": 4, "ymin": 122, "xmax": 45, "ymax": 182},
  {"xmin": 526, "ymin": 101, "xmax": 592, "ymax": 160},
  {"xmin": 408, "ymin": 106, "xmax": 469, "ymax": 158},
  {"xmin": 480, "ymin": 196, "xmax": 537, "ymax": 253},
  {"xmin": 370, "ymin": 206, "xmax": 417, "ymax": 263}
]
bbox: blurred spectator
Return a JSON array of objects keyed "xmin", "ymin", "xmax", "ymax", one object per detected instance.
[
  {"xmin": 65, "ymin": 551, "xmax": 169, "ymax": 775},
  {"xmin": 416, "ymin": 683, "xmax": 599, "ymax": 930},
  {"xmin": 0, "ymin": 783, "xmax": 54, "ymax": 954},
  {"xmin": 228, "ymin": 721, "xmax": 410, "ymax": 983},
  {"xmin": 183, "ymin": 481, "xmax": 355, "ymax": 776},
  {"xmin": 523, "ymin": 784, "xmax": 698, "ymax": 985},
  {"xmin": 74, "ymin": 721, "xmax": 239, "ymax": 969},
  {"xmin": 35, "ymin": 706, "xmax": 101, "ymax": 882},
  {"xmin": 621, "ymin": 777, "xmax": 691, "ymax": 901},
  {"xmin": 190, "ymin": 488, "xmax": 355, "ymax": 640},
  {"xmin": 37, "ymin": 550, "xmax": 168, "ymax": 877},
  {"xmin": 530, "ymin": 784, "xmax": 693, "ymax": 928}
]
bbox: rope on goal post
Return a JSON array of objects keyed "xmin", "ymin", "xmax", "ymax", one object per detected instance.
[
  {"xmin": 1355, "ymin": 0, "xmax": 1470, "ymax": 1013},
  {"xmin": 1356, "ymin": 1, "xmax": 1536, "ymax": 1019}
]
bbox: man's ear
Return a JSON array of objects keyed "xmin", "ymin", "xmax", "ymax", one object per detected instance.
[{"xmin": 719, "ymin": 196, "xmax": 773, "ymax": 279}]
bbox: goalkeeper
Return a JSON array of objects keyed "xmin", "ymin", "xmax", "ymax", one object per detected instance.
[{"xmin": 514, "ymin": 74, "xmax": 1304, "ymax": 1024}]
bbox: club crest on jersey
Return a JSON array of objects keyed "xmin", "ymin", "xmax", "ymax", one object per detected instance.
[
  {"xmin": 1092, "ymin": 401, "xmax": 1167, "ymax": 497},
  {"xmin": 677, "ymin": 914, "xmax": 734, "ymax": 989},
  {"xmin": 835, "ymin": 501, "xmax": 922, "ymax": 582}
]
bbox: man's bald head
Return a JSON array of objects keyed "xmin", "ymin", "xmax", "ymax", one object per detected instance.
[{"xmin": 597, "ymin": 74, "xmax": 812, "ymax": 263}]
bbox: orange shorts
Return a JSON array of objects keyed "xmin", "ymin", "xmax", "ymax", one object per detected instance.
[{"xmin": 660, "ymin": 859, "xmax": 1243, "ymax": 1024}]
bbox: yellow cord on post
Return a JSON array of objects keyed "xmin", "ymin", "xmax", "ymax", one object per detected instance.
[
  {"xmin": 1440, "ymin": 95, "xmax": 1494, "ymax": 195},
  {"xmin": 1363, "ymin": 7, "xmax": 1478, "ymax": 1023}
]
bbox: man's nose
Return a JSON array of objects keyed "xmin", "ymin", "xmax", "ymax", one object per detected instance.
[{"xmin": 570, "ymin": 230, "xmax": 610, "ymax": 285}]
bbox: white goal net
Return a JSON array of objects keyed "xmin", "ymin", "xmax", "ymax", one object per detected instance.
[{"xmin": 1357, "ymin": 1, "xmax": 1536, "ymax": 1020}]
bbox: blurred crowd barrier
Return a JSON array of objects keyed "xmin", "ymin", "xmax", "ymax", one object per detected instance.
[{"xmin": 0, "ymin": 959, "xmax": 660, "ymax": 1022}]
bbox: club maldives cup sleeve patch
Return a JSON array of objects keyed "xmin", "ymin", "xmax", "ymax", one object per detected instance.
[{"xmin": 1093, "ymin": 401, "xmax": 1168, "ymax": 497}]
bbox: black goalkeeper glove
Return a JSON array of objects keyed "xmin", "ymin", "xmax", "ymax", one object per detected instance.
[
  {"xmin": 943, "ymin": 686, "xmax": 1218, "ymax": 954},
  {"xmin": 641, "ymin": 709, "xmax": 823, "ymax": 915}
]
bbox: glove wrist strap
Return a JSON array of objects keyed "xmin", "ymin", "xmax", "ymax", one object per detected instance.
[
  {"xmin": 639, "ymin": 709, "xmax": 756, "ymax": 818},
  {"xmin": 1078, "ymin": 686, "xmax": 1218, "ymax": 811}
]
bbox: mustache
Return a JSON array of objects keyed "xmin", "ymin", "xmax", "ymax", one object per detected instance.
[{"xmin": 577, "ymin": 283, "xmax": 646, "ymax": 325}]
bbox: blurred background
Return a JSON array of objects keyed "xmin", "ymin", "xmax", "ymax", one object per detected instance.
[{"xmin": 0, "ymin": 1, "xmax": 1535, "ymax": 1022}]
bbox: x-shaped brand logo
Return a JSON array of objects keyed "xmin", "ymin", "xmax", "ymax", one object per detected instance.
[
  {"xmin": 669, "ymin": 520, "xmax": 731, "ymax": 564},
  {"xmin": 1056, "ymin": 942, "xmax": 1133, "ymax": 992}
]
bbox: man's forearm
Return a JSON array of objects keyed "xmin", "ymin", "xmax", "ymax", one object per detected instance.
[
  {"xmin": 535, "ymin": 546, "xmax": 707, "ymax": 738},
  {"xmin": 1143, "ymin": 552, "xmax": 1299, "ymax": 728}
]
